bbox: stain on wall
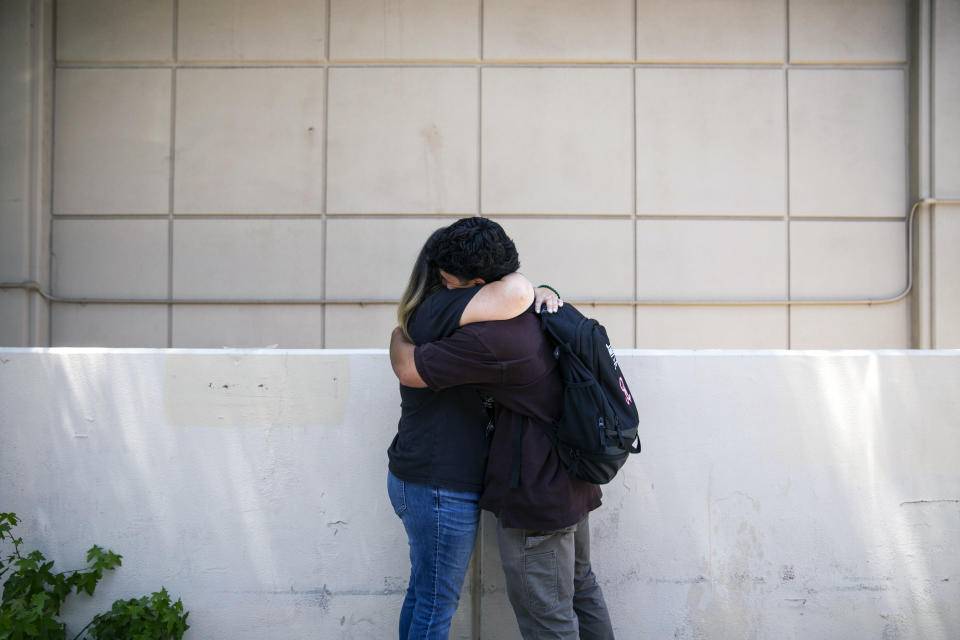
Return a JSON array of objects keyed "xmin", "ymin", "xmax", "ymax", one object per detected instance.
[{"xmin": 163, "ymin": 353, "xmax": 349, "ymax": 427}]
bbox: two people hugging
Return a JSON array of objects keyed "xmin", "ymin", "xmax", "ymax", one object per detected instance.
[{"xmin": 387, "ymin": 217, "xmax": 615, "ymax": 640}]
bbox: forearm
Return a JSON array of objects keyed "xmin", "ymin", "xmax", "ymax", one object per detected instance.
[
  {"xmin": 389, "ymin": 327, "xmax": 427, "ymax": 388},
  {"xmin": 460, "ymin": 272, "xmax": 535, "ymax": 325}
]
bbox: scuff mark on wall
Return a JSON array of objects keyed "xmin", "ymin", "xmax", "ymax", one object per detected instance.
[
  {"xmin": 780, "ymin": 565, "xmax": 796, "ymax": 582},
  {"xmin": 291, "ymin": 585, "xmax": 332, "ymax": 611},
  {"xmin": 383, "ymin": 576, "xmax": 407, "ymax": 594},
  {"xmin": 837, "ymin": 583, "xmax": 888, "ymax": 592}
]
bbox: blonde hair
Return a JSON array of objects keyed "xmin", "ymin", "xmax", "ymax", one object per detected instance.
[{"xmin": 397, "ymin": 228, "xmax": 445, "ymax": 341}]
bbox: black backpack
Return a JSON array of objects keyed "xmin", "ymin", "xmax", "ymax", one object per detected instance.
[{"xmin": 538, "ymin": 303, "xmax": 641, "ymax": 484}]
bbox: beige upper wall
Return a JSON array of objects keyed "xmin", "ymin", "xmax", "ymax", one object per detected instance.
[
  {"xmin": 2, "ymin": 0, "xmax": 957, "ymax": 349},
  {"xmin": 1, "ymin": 0, "xmax": 50, "ymax": 346},
  {"xmin": 932, "ymin": 0, "xmax": 960, "ymax": 348}
]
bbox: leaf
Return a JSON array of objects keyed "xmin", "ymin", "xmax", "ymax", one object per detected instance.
[
  {"xmin": 26, "ymin": 593, "xmax": 48, "ymax": 610},
  {"xmin": 0, "ymin": 513, "xmax": 19, "ymax": 528}
]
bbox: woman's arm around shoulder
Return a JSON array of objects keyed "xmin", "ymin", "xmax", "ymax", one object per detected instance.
[{"xmin": 459, "ymin": 272, "xmax": 534, "ymax": 326}]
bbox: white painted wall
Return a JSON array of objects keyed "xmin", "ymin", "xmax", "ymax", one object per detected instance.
[{"xmin": 1, "ymin": 348, "xmax": 958, "ymax": 639}]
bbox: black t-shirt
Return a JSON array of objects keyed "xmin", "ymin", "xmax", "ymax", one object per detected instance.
[
  {"xmin": 387, "ymin": 287, "xmax": 491, "ymax": 493},
  {"xmin": 414, "ymin": 312, "xmax": 602, "ymax": 530}
]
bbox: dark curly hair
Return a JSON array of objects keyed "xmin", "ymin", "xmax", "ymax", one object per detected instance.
[{"xmin": 433, "ymin": 217, "xmax": 520, "ymax": 283}]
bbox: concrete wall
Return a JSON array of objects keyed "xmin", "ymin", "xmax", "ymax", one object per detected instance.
[
  {"xmin": 2, "ymin": 0, "xmax": 959, "ymax": 350},
  {"xmin": 1, "ymin": 348, "xmax": 958, "ymax": 639}
]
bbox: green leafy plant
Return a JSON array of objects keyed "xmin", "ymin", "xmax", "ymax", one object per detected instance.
[
  {"xmin": 0, "ymin": 513, "xmax": 188, "ymax": 640},
  {"xmin": 81, "ymin": 588, "xmax": 188, "ymax": 640}
]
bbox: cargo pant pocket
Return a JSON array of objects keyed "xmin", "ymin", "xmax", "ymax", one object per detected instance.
[{"xmin": 523, "ymin": 550, "xmax": 559, "ymax": 612}]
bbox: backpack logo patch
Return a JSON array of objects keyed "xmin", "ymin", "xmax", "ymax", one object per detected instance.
[
  {"xmin": 605, "ymin": 342, "xmax": 619, "ymax": 370},
  {"xmin": 619, "ymin": 376, "xmax": 632, "ymax": 406}
]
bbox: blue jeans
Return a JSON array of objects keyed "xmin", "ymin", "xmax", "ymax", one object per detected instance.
[{"xmin": 387, "ymin": 471, "xmax": 480, "ymax": 640}]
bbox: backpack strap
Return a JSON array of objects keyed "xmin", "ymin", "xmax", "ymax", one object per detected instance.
[{"xmin": 589, "ymin": 320, "xmax": 600, "ymax": 372}]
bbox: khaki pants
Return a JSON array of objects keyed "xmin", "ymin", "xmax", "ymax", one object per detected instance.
[{"xmin": 497, "ymin": 514, "xmax": 615, "ymax": 640}]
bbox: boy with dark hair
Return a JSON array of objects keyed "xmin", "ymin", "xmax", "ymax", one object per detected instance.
[
  {"xmin": 390, "ymin": 217, "xmax": 615, "ymax": 639},
  {"xmin": 429, "ymin": 216, "xmax": 521, "ymax": 284}
]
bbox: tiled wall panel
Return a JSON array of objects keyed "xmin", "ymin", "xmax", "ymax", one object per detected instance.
[
  {"xmin": 57, "ymin": 0, "xmax": 173, "ymax": 62},
  {"xmin": 0, "ymin": 292, "xmax": 29, "ymax": 347},
  {"xmin": 172, "ymin": 305, "xmax": 324, "ymax": 348},
  {"xmin": 934, "ymin": 0, "xmax": 960, "ymax": 195},
  {"xmin": 52, "ymin": 219, "xmax": 168, "ymax": 297},
  {"xmin": 484, "ymin": 0, "xmax": 633, "ymax": 61},
  {"xmin": 482, "ymin": 68, "xmax": 633, "ymax": 215},
  {"xmin": 325, "ymin": 217, "xmax": 459, "ymax": 298},
  {"xmin": 790, "ymin": 304, "xmax": 910, "ymax": 349},
  {"xmin": 492, "ymin": 218, "xmax": 634, "ymax": 300},
  {"xmin": 930, "ymin": 1, "xmax": 960, "ymax": 348},
  {"xmin": 174, "ymin": 68, "xmax": 325, "ymax": 214},
  {"xmin": 172, "ymin": 219, "xmax": 324, "ymax": 298},
  {"xmin": 583, "ymin": 306, "xmax": 635, "ymax": 350},
  {"xmin": 636, "ymin": 0, "xmax": 785, "ymax": 63},
  {"xmin": 329, "ymin": 0, "xmax": 478, "ymax": 60},
  {"xmin": 53, "ymin": 69, "xmax": 171, "ymax": 214},
  {"xmin": 178, "ymin": 0, "xmax": 327, "ymax": 62},
  {"xmin": 51, "ymin": 304, "xmax": 168, "ymax": 347},
  {"xmin": 789, "ymin": 0, "xmax": 907, "ymax": 63},
  {"xmin": 636, "ymin": 220, "xmax": 787, "ymax": 299},
  {"xmin": 0, "ymin": 179, "xmax": 28, "ymax": 280},
  {"xmin": 790, "ymin": 220, "xmax": 906, "ymax": 299},
  {"xmin": 637, "ymin": 307, "xmax": 788, "ymax": 349},
  {"xmin": 326, "ymin": 69, "xmax": 477, "ymax": 214},
  {"xmin": 0, "ymin": 1, "xmax": 30, "ymax": 282},
  {"xmin": 636, "ymin": 69, "xmax": 786, "ymax": 216},
  {"xmin": 788, "ymin": 69, "xmax": 906, "ymax": 218},
  {"xmin": 790, "ymin": 217, "xmax": 910, "ymax": 350},
  {"xmin": 933, "ymin": 205, "xmax": 960, "ymax": 348},
  {"xmin": 324, "ymin": 305, "xmax": 398, "ymax": 348}
]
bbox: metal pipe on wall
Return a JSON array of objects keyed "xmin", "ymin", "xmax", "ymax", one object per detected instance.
[{"xmin": 3, "ymin": 199, "xmax": 957, "ymax": 309}]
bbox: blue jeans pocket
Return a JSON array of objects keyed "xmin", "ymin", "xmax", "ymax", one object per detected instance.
[{"xmin": 387, "ymin": 472, "xmax": 406, "ymax": 517}]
